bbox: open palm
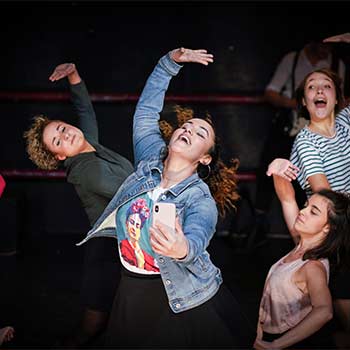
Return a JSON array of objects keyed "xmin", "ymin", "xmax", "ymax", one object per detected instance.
[{"xmin": 171, "ymin": 48, "xmax": 214, "ymax": 66}]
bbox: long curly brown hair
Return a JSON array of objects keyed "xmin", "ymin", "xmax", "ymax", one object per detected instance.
[
  {"xmin": 23, "ymin": 115, "xmax": 60, "ymax": 170},
  {"xmin": 159, "ymin": 105, "xmax": 240, "ymax": 217}
]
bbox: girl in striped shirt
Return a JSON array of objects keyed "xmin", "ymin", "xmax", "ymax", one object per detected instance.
[{"xmin": 267, "ymin": 32, "xmax": 350, "ymax": 348}]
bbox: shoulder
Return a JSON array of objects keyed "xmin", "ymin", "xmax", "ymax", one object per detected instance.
[
  {"xmin": 186, "ymin": 181, "xmax": 216, "ymax": 209},
  {"xmin": 280, "ymin": 50, "xmax": 297, "ymax": 60},
  {"xmin": 303, "ymin": 259, "xmax": 328, "ymax": 278},
  {"xmin": 280, "ymin": 51, "xmax": 298, "ymax": 64},
  {"xmin": 295, "ymin": 127, "xmax": 312, "ymax": 140},
  {"xmin": 337, "ymin": 106, "xmax": 350, "ymax": 124},
  {"xmin": 180, "ymin": 180, "xmax": 217, "ymax": 213},
  {"xmin": 293, "ymin": 129, "xmax": 317, "ymax": 149}
]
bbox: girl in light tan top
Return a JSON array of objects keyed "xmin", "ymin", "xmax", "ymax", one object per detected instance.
[{"xmin": 253, "ymin": 159, "xmax": 350, "ymax": 349}]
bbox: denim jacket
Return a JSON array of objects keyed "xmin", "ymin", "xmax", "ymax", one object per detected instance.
[{"xmin": 77, "ymin": 52, "xmax": 222, "ymax": 313}]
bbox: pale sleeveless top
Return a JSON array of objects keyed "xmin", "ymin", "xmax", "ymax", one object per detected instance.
[{"xmin": 258, "ymin": 253, "xmax": 330, "ymax": 334}]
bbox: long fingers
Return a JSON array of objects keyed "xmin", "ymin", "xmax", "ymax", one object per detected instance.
[
  {"xmin": 283, "ymin": 169, "xmax": 297, "ymax": 181},
  {"xmin": 150, "ymin": 225, "xmax": 171, "ymax": 254},
  {"xmin": 178, "ymin": 48, "xmax": 214, "ymax": 65},
  {"xmin": 49, "ymin": 63, "xmax": 75, "ymax": 82},
  {"xmin": 191, "ymin": 51, "xmax": 214, "ymax": 65}
]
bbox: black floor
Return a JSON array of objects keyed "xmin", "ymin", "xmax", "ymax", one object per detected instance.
[{"xmin": 0, "ymin": 232, "xmax": 295, "ymax": 349}]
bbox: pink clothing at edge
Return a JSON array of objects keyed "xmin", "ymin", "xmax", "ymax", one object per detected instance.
[
  {"xmin": 258, "ymin": 252, "xmax": 329, "ymax": 334},
  {"xmin": 0, "ymin": 174, "xmax": 5, "ymax": 197}
]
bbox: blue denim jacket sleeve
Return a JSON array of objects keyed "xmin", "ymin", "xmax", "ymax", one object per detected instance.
[
  {"xmin": 177, "ymin": 191, "xmax": 218, "ymax": 264},
  {"xmin": 133, "ymin": 52, "xmax": 183, "ymax": 166}
]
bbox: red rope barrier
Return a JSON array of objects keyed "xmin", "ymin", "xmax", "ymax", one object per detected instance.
[
  {"xmin": 0, "ymin": 92, "xmax": 264, "ymax": 104},
  {"xmin": 1, "ymin": 169, "xmax": 66, "ymax": 179},
  {"xmin": 0, "ymin": 91, "xmax": 260, "ymax": 182},
  {"xmin": 0, "ymin": 169, "xmax": 256, "ymax": 182}
]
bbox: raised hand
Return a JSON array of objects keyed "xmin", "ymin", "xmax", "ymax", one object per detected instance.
[
  {"xmin": 323, "ymin": 33, "xmax": 350, "ymax": 43},
  {"xmin": 266, "ymin": 158, "xmax": 299, "ymax": 182},
  {"xmin": 170, "ymin": 47, "xmax": 214, "ymax": 66},
  {"xmin": 150, "ymin": 217, "xmax": 188, "ymax": 259},
  {"xmin": 49, "ymin": 63, "xmax": 79, "ymax": 82}
]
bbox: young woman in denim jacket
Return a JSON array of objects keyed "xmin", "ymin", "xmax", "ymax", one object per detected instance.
[{"xmin": 78, "ymin": 48, "xmax": 253, "ymax": 347}]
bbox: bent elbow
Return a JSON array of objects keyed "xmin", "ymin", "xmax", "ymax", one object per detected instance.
[{"xmin": 324, "ymin": 309, "xmax": 333, "ymax": 323}]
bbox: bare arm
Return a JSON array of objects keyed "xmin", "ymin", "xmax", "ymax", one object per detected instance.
[
  {"xmin": 323, "ymin": 33, "xmax": 350, "ymax": 104},
  {"xmin": 323, "ymin": 33, "xmax": 350, "ymax": 43},
  {"xmin": 308, "ymin": 174, "xmax": 331, "ymax": 193},
  {"xmin": 254, "ymin": 261, "xmax": 332, "ymax": 349},
  {"xmin": 267, "ymin": 158, "xmax": 300, "ymax": 242},
  {"xmin": 265, "ymin": 89, "xmax": 297, "ymax": 109},
  {"xmin": 272, "ymin": 175, "xmax": 300, "ymax": 242},
  {"xmin": 273, "ymin": 261, "xmax": 332, "ymax": 349}
]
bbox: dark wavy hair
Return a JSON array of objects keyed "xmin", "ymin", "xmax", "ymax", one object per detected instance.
[
  {"xmin": 159, "ymin": 105, "xmax": 240, "ymax": 217},
  {"xmin": 303, "ymin": 189, "xmax": 350, "ymax": 270},
  {"xmin": 125, "ymin": 198, "xmax": 150, "ymax": 229},
  {"xmin": 295, "ymin": 68, "xmax": 345, "ymax": 120}
]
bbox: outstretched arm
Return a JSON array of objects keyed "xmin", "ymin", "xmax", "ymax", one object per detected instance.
[
  {"xmin": 49, "ymin": 63, "xmax": 81, "ymax": 85},
  {"xmin": 267, "ymin": 158, "xmax": 300, "ymax": 242},
  {"xmin": 49, "ymin": 63, "xmax": 98, "ymax": 142},
  {"xmin": 323, "ymin": 33, "xmax": 350, "ymax": 43},
  {"xmin": 264, "ymin": 52, "xmax": 298, "ymax": 110},
  {"xmin": 170, "ymin": 47, "xmax": 213, "ymax": 65},
  {"xmin": 133, "ymin": 48, "xmax": 213, "ymax": 165},
  {"xmin": 323, "ymin": 33, "xmax": 350, "ymax": 105}
]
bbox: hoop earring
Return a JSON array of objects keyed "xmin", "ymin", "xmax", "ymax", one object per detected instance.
[{"xmin": 198, "ymin": 163, "xmax": 211, "ymax": 180}]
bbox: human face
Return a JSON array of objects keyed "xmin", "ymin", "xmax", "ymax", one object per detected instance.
[
  {"xmin": 302, "ymin": 72, "xmax": 337, "ymax": 121},
  {"xmin": 127, "ymin": 214, "xmax": 142, "ymax": 241},
  {"xmin": 294, "ymin": 194, "xmax": 330, "ymax": 237},
  {"xmin": 168, "ymin": 118, "xmax": 215, "ymax": 165},
  {"xmin": 42, "ymin": 121, "xmax": 86, "ymax": 160}
]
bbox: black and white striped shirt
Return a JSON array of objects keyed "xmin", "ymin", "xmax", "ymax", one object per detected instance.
[{"xmin": 290, "ymin": 106, "xmax": 350, "ymax": 197}]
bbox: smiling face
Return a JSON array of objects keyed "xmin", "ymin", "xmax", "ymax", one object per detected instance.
[
  {"xmin": 294, "ymin": 194, "xmax": 330, "ymax": 238},
  {"xmin": 42, "ymin": 121, "xmax": 86, "ymax": 160},
  {"xmin": 302, "ymin": 72, "xmax": 337, "ymax": 121},
  {"xmin": 168, "ymin": 118, "xmax": 215, "ymax": 166}
]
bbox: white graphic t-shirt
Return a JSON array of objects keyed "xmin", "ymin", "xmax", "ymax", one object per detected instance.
[{"xmin": 115, "ymin": 186, "xmax": 169, "ymax": 275}]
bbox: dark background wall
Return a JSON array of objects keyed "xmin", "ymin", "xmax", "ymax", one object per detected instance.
[{"xmin": 1, "ymin": 1, "xmax": 349, "ymax": 238}]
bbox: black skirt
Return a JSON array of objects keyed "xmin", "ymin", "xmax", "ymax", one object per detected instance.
[
  {"xmin": 80, "ymin": 237, "xmax": 121, "ymax": 312},
  {"xmin": 104, "ymin": 267, "xmax": 254, "ymax": 348}
]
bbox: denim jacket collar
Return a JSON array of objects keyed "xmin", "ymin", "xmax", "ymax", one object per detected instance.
[{"xmin": 148, "ymin": 157, "xmax": 201, "ymax": 198}]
